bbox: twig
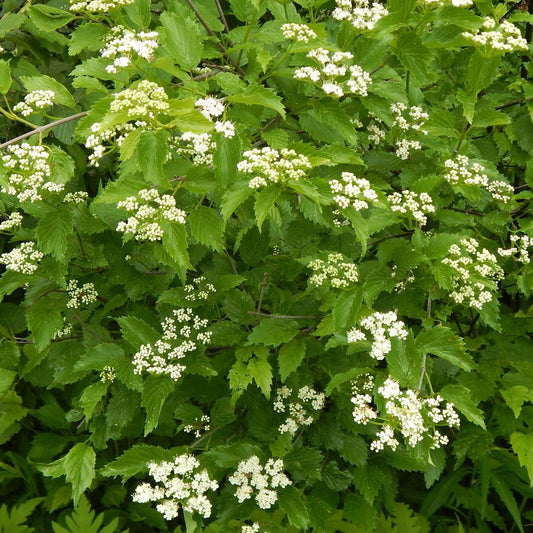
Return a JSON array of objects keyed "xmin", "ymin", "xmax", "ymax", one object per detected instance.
[
  {"xmin": 417, "ymin": 354, "xmax": 427, "ymax": 391},
  {"xmin": 368, "ymin": 231, "xmax": 414, "ymax": 248},
  {"xmin": 453, "ymin": 122, "xmax": 471, "ymax": 154},
  {"xmin": 247, "ymin": 311, "xmax": 322, "ymax": 320},
  {"xmin": 214, "ymin": 0, "xmax": 231, "ymax": 34},
  {"xmin": 71, "ymin": 312, "xmax": 107, "ymax": 342},
  {"xmin": 255, "ymin": 272, "xmax": 269, "ymax": 321},
  {"xmin": 444, "ymin": 206, "xmax": 484, "ymax": 217},
  {"xmin": 494, "ymin": 96, "xmax": 533, "ymax": 110},
  {"xmin": 0, "ymin": 112, "xmax": 87, "ymax": 150},
  {"xmin": 223, "ymin": 249, "xmax": 239, "ymax": 275}
]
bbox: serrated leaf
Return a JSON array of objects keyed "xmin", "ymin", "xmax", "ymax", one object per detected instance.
[
  {"xmin": 36, "ymin": 207, "xmax": 73, "ymax": 261},
  {"xmin": 26, "ymin": 297, "xmax": 64, "ymax": 353},
  {"xmin": 247, "ymin": 319, "xmax": 299, "ymax": 346},
  {"xmin": 0, "ymin": 369, "xmax": 16, "ymax": 398},
  {"xmin": 161, "ymin": 222, "xmax": 191, "ymax": 269},
  {"xmin": 394, "ymin": 31, "xmax": 434, "ymax": 82},
  {"xmin": 27, "ymin": 5, "xmax": 74, "ymax": 32},
  {"xmin": 490, "ymin": 472, "xmax": 524, "ymax": 533},
  {"xmin": 205, "ymin": 442, "xmax": 263, "ymax": 468},
  {"xmin": 214, "ymin": 134, "xmax": 242, "ymax": 188},
  {"xmin": 79, "ymin": 382, "xmax": 108, "ymax": 421},
  {"xmin": 278, "ymin": 338, "xmax": 306, "ymax": 382},
  {"xmin": 141, "ymin": 375, "xmax": 175, "ymax": 436},
  {"xmin": 247, "ymin": 355, "xmax": 272, "ymax": 399},
  {"xmin": 188, "ymin": 207, "xmax": 224, "ymax": 250},
  {"xmin": 221, "ymin": 181, "xmax": 254, "ymax": 221},
  {"xmin": 278, "ymin": 486, "xmax": 310, "ymax": 529},
  {"xmin": 333, "ymin": 288, "xmax": 362, "ymax": 330},
  {"xmin": 325, "ymin": 368, "xmax": 373, "ymax": 396},
  {"xmin": 69, "ymin": 24, "xmax": 108, "ymax": 56},
  {"xmin": 415, "ymin": 327, "xmax": 474, "ymax": 371},
  {"xmin": 117, "ymin": 316, "xmax": 160, "ymax": 348},
  {"xmin": 510, "ymin": 433, "xmax": 533, "ymax": 486},
  {"xmin": 0, "ymin": 59, "xmax": 12, "ymax": 95},
  {"xmin": 440, "ymin": 384, "xmax": 486, "ymax": 429},
  {"xmin": 100, "ymin": 445, "xmax": 171, "ymax": 481},
  {"xmin": 160, "ymin": 11, "xmax": 203, "ymax": 70},
  {"xmin": 501, "ymin": 386, "xmax": 533, "ymax": 418},
  {"xmin": 64, "ymin": 443, "xmax": 96, "ymax": 506},
  {"xmin": 254, "ymin": 186, "xmax": 281, "ymax": 231},
  {"xmin": 284, "ymin": 447, "xmax": 322, "ymax": 480},
  {"xmin": 227, "ymin": 85, "xmax": 285, "ymax": 118},
  {"xmin": 465, "ymin": 51, "xmax": 500, "ymax": 96},
  {"xmin": 20, "ymin": 75, "xmax": 76, "ymax": 108}
]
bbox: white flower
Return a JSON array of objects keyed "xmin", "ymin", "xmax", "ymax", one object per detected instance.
[
  {"xmin": 332, "ymin": 0, "xmax": 389, "ymax": 30},
  {"xmin": 274, "ymin": 386, "xmax": 325, "ymax": 436},
  {"xmin": 132, "ymin": 453, "xmax": 218, "ymax": 520},
  {"xmin": 0, "ymin": 242, "xmax": 43, "ymax": 274},
  {"xmin": 462, "ymin": 18, "xmax": 528, "ymax": 53},
  {"xmin": 308, "ymin": 252, "xmax": 358, "ymax": 288},
  {"xmin": 70, "ymin": 0, "xmax": 134, "ymax": 12},
  {"xmin": 388, "ymin": 189, "xmax": 434, "ymax": 225},
  {"xmin": 0, "ymin": 212, "xmax": 23, "ymax": 232},
  {"xmin": 13, "ymin": 90, "xmax": 55, "ymax": 116},
  {"xmin": 281, "ymin": 23, "xmax": 317, "ymax": 42},
  {"xmin": 66, "ymin": 279, "xmax": 99, "ymax": 309}
]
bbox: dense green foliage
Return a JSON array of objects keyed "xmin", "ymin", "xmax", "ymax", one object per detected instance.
[{"xmin": 0, "ymin": 0, "xmax": 532, "ymax": 531}]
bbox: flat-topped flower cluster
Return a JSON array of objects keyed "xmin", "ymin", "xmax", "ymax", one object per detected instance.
[
  {"xmin": 331, "ymin": 0, "xmax": 388, "ymax": 30},
  {"xmin": 307, "ymin": 252, "xmax": 358, "ymax": 288},
  {"xmin": 0, "ymin": 241, "xmax": 43, "ymax": 274},
  {"xmin": 462, "ymin": 18, "xmax": 528, "ymax": 53},
  {"xmin": 132, "ymin": 453, "xmax": 218, "ymax": 520},
  {"xmin": 13, "ymin": 90, "xmax": 55, "ymax": 116},
  {"xmin": 116, "ymin": 188, "xmax": 186, "ymax": 242},
  {"xmin": 132, "ymin": 308, "xmax": 212, "ymax": 381}
]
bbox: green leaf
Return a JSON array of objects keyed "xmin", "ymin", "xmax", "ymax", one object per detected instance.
[
  {"xmin": 63, "ymin": 443, "xmax": 96, "ymax": 506},
  {"xmin": 26, "ymin": 297, "xmax": 64, "ymax": 353},
  {"xmin": 206, "ymin": 442, "xmax": 263, "ymax": 468},
  {"xmin": 0, "ymin": 498, "xmax": 43, "ymax": 533},
  {"xmin": 69, "ymin": 24, "xmax": 109, "ymax": 56},
  {"xmin": 278, "ymin": 338, "xmax": 306, "ymax": 383},
  {"xmin": 248, "ymin": 355, "xmax": 272, "ymax": 399},
  {"xmin": 188, "ymin": 206, "xmax": 224, "ymax": 251},
  {"xmin": 440, "ymin": 384, "xmax": 486, "ymax": 429},
  {"xmin": 0, "ymin": 369, "xmax": 16, "ymax": 398},
  {"xmin": 52, "ymin": 495, "xmax": 120, "ymax": 533},
  {"xmin": 414, "ymin": 327, "xmax": 474, "ymax": 371},
  {"xmin": 36, "ymin": 207, "xmax": 73, "ymax": 261},
  {"xmin": 465, "ymin": 51, "xmax": 500, "ymax": 96},
  {"xmin": 0, "ymin": 13, "xmax": 25, "ymax": 38},
  {"xmin": 278, "ymin": 486, "xmax": 310, "ymax": 529},
  {"xmin": 490, "ymin": 471, "xmax": 524, "ymax": 533},
  {"xmin": 227, "ymin": 85, "xmax": 285, "ymax": 118},
  {"xmin": 387, "ymin": 337, "xmax": 421, "ymax": 389},
  {"xmin": 394, "ymin": 31, "xmax": 434, "ymax": 82},
  {"xmin": 141, "ymin": 375, "xmax": 175, "ymax": 436},
  {"xmin": 247, "ymin": 319, "xmax": 300, "ymax": 346},
  {"xmin": 20, "ymin": 75, "xmax": 76, "ymax": 108},
  {"xmin": 117, "ymin": 316, "xmax": 160, "ymax": 348},
  {"xmin": 0, "ymin": 59, "xmax": 12, "ymax": 95},
  {"xmin": 100, "ymin": 445, "xmax": 170, "ymax": 481},
  {"xmin": 79, "ymin": 382, "xmax": 108, "ymax": 421},
  {"xmin": 160, "ymin": 11, "xmax": 203, "ymax": 70},
  {"xmin": 214, "ymin": 134, "xmax": 242, "ymax": 189},
  {"xmin": 161, "ymin": 222, "xmax": 191, "ymax": 269},
  {"xmin": 254, "ymin": 186, "xmax": 281, "ymax": 231},
  {"xmin": 220, "ymin": 181, "xmax": 254, "ymax": 221},
  {"xmin": 325, "ymin": 368, "xmax": 373, "ymax": 396},
  {"xmin": 510, "ymin": 432, "xmax": 533, "ymax": 487},
  {"xmin": 333, "ymin": 288, "xmax": 362, "ymax": 330},
  {"xmin": 132, "ymin": 130, "xmax": 169, "ymax": 185},
  {"xmin": 27, "ymin": 5, "xmax": 74, "ymax": 32},
  {"xmin": 501, "ymin": 386, "xmax": 533, "ymax": 418}
]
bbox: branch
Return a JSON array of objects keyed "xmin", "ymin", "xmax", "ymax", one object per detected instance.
[
  {"xmin": 0, "ymin": 112, "xmax": 87, "ymax": 150},
  {"xmin": 247, "ymin": 311, "xmax": 322, "ymax": 320},
  {"xmin": 214, "ymin": 0, "xmax": 231, "ymax": 34}
]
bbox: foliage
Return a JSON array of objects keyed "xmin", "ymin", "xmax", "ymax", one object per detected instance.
[{"xmin": 0, "ymin": 0, "xmax": 532, "ymax": 531}]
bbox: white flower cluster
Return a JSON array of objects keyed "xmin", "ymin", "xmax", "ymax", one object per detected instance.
[
  {"xmin": 132, "ymin": 308, "xmax": 212, "ymax": 381},
  {"xmin": 294, "ymin": 48, "xmax": 372, "ymax": 98},
  {"xmin": 229, "ymin": 456, "xmax": 292, "ymax": 509},
  {"xmin": 237, "ymin": 147, "xmax": 311, "ymax": 189},
  {"xmin": 13, "ymin": 90, "xmax": 55, "ymax": 116},
  {"xmin": 70, "ymin": 0, "xmax": 133, "ymax": 12},
  {"xmin": 462, "ymin": 18, "xmax": 528, "ymax": 53},
  {"xmin": 367, "ymin": 121, "xmax": 386, "ymax": 145},
  {"xmin": 195, "ymin": 96, "xmax": 235, "ymax": 139},
  {"xmin": 1, "ymin": 143, "xmax": 64, "ymax": 202},
  {"xmin": 132, "ymin": 453, "xmax": 218, "ymax": 520},
  {"xmin": 175, "ymin": 132, "xmax": 216, "ymax": 166},
  {"xmin": 443, "ymin": 238, "xmax": 504, "ymax": 309},
  {"xmin": 100, "ymin": 365, "xmax": 116, "ymax": 383},
  {"xmin": 368, "ymin": 378, "xmax": 460, "ymax": 451},
  {"xmin": 0, "ymin": 212, "xmax": 23, "ymax": 232},
  {"xmin": 242, "ymin": 524, "xmax": 261, "ymax": 533},
  {"xmin": 184, "ymin": 276, "xmax": 216, "ymax": 301},
  {"xmin": 281, "ymin": 23, "xmax": 317, "ymax": 42},
  {"xmin": 486, "ymin": 180, "xmax": 514, "ymax": 203},
  {"xmin": 184, "ymin": 415, "xmax": 211, "ymax": 438},
  {"xmin": 0, "ymin": 242, "xmax": 43, "ymax": 274},
  {"xmin": 66, "ymin": 279, "xmax": 98, "ymax": 309},
  {"xmin": 388, "ymin": 190, "xmax": 435, "ymax": 225},
  {"xmin": 307, "ymin": 252, "xmax": 358, "ymax": 288},
  {"xmin": 116, "ymin": 189, "xmax": 186, "ymax": 242},
  {"xmin": 351, "ymin": 374, "xmax": 377, "ymax": 425},
  {"xmin": 86, "ymin": 81, "xmax": 169, "ymax": 166},
  {"xmin": 347, "ymin": 311, "xmax": 408, "ymax": 361},
  {"xmin": 64, "ymin": 191, "xmax": 89, "ymax": 204},
  {"xmin": 273, "ymin": 385, "xmax": 325, "ymax": 436},
  {"xmin": 498, "ymin": 234, "xmax": 531, "ymax": 264},
  {"xmin": 390, "ymin": 103, "xmax": 428, "ymax": 159},
  {"xmin": 330, "ymin": 172, "xmax": 378, "ymax": 211},
  {"xmin": 54, "ymin": 320, "xmax": 73, "ymax": 339},
  {"xmin": 331, "ymin": 0, "xmax": 389, "ymax": 30},
  {"xmin": 100, "ymin": 26, "xmax": 158, "ymax": 74},
  {"xmin": 420, "ymin": 0, "xmax": 472, "ymax": 5},
  {"xmin": 443, "ymin": 155, "xmax": 488, "ymax": 186}
]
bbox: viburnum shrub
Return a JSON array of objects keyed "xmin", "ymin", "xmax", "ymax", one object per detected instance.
[{"xmin": 0, "ymin": 0, "xmax": 532, "ymax": 531}]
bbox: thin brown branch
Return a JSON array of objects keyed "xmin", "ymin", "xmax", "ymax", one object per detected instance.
[
  {"xmin": 444, "ymin": 207, "xmax": 484, "ymax": 217},
  {"xmin": 214, "ymin": 0, "xmax": 231, "ymax": 34},
  {"xmin": 247, "ymin": 311, "xmax": 322, "ymax": 320},
  {"xmin": 255, "ymin": 272, "xmax": 269, "ymax": 322},
  {"xmin": 368, "ymin": 231, "xmax": 414, "ymax": 248},
  {"xmin": 0, "ymin": 112, "xmax": 87, "ymax": 150}
]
